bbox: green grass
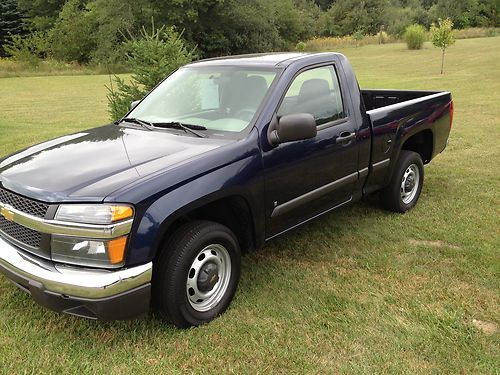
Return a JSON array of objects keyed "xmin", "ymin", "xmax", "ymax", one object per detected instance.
[{"xmin": 1, "ymin": 37, "xmax": 499, "ymax": 374}]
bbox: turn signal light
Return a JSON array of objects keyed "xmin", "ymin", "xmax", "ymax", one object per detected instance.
[
  {"xmin": 107, "ymin": 236, "xmax": 128, "ymax": 264},
  {"xmin": 111, "ymin": 206, "xmax": 134, "ymax": 222}
]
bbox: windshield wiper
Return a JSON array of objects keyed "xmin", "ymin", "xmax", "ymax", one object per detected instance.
[
  {"xmin": 152, "ymin": 121, "xmax": 207, "ymax": 138},
  {"xmin": 120, "ymin": 117, "xmax": 155, "ymax": 131},
  {"xmin": 119, "ymin": 118, "xmax": 207, "ymax": 138}
]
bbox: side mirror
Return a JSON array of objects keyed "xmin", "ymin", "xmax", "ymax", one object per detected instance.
[
  {"xmin": 268, "ymin": 113, "xmax": 317, "ymax": 145},
  {"xmin": 130, "ymin": 100, "xmax": 140, "ymax": 110}
]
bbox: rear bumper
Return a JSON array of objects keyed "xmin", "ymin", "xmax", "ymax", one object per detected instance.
[{"xmin": 0, "ymin": 236, "xmax": 152, "ymax": 320}]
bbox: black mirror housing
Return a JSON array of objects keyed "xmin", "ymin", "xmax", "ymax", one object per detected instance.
[{"xmin": 269, "ymin": 113, "xmax": 317, "ymax": 145}]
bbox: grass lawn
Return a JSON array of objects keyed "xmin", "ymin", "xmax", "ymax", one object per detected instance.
[{"xmin": 0, "ymin": 37, "xmax": 499, "ymax": 374}]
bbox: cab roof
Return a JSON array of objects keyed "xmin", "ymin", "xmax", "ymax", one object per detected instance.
[{"xmin": 186, "ymin": 52, "xmax": 339, "ymax": 68}]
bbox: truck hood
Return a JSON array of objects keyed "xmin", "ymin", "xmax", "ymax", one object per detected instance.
[{"xmin": 0, "ymin": 124, "xmax": 230, "ymax": 202}]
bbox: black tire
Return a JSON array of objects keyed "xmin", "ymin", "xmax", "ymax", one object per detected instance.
[
  {"xmin": 380, "ymin": 150, "xmax": 424, "ymax": 213},
  {"xmin": 153, "ymin": 220, "xmax": 241, "ymax": 328}
]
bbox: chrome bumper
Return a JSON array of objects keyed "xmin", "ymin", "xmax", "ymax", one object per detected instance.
[{"xmin": 0, "ymin": 235, "xmax": 152, "ymax": 299}]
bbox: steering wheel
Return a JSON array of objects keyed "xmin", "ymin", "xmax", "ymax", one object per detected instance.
[{"xmin": 233, "ymin": 108, "xmax": 256, "ymax": 122}]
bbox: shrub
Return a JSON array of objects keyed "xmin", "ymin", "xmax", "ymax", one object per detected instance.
[
  {"xmin": 404, "ymin": 24, "xmax": 426, "ymax": 50},
  {"xmin": 295, "ymin": 41, "xmax": 306, "ymax": 51},
  {"xmin": 106, "ymin": 24, "xmax": 195, "ymax": 121},
  {"xmin": 3, "ymin": 32, "xmax": 49, "ymax": 67},
  {"xmin": 352, "ymin": 30, "xmax": 364, "ymax": 46}
]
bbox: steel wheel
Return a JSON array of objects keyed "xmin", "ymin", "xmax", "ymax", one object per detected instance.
[
  {"xmin": 186, "ymin": 244, "xmax": 232, "ymax": 312},
  {"xmin": 154, "ymin": 220, "xmax": 240, "ymax": 327},
  {"xmin": 380, "ymin": 150, "xmax": 424, "ymax": 213},
  {"xmin": 400, "ymin": 163, "xmax": 420, "ymax": 204}
]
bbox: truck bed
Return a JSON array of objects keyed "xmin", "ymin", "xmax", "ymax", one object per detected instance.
[
  {"xmin": 361, "ymin": 89, "xmax": 441, "ymax": 111},
  {"xmin": 360, "ymin": 89, "xmax": 453, "ymax": 194}
]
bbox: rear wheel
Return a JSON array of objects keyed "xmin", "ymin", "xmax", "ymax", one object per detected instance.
[
  {"xmin": 380, "ymin": 150, "xmax": 424, "ymax": 212},
  {"xmin": 153, "ymin": 221, "xmax": 241, "ymax": 328}
]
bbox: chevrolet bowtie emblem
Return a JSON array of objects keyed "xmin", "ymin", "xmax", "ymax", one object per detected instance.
[{"xmin": 0, "ymin": 205, "xmax": 14, "ymax": 222}]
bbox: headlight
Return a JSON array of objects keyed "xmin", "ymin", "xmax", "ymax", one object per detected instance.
[
  {"xmin": 55, "ymin": 204, "xmax": 133, "ymax": 224},
  {"xmin": 51, "ymin": 235, "xmax": 128, "ymax": 268},
  {"xmin": 52, "ymin": 204, "xmax": 134, "ymax": 268}
]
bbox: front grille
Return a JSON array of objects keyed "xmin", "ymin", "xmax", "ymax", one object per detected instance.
[
  {"xmin": 0, "ymin": 187, "xmax": 49, "ymax": 253},
  {"xmin": 0, "ymin": 187, "xmax": 49, "ymax": 218},
  {"xmin": 0, "ymin": 216, "xmax": 42, "ymax": 248}
]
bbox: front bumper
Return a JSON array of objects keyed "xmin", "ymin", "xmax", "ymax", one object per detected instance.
[{"xmin": 0, "ymin": 236, "xmax": 152, "ymax": 320}]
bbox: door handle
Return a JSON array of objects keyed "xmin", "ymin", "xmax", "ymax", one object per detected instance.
[{"xmin": 335, "ymin": 132, "xmax": 356, "ymax": 144}]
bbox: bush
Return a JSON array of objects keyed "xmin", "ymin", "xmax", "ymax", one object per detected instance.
[
  {"xmin": 351, "ymin": 30, "xmax": 364, "ymax": 46},
  {"xmin": 404, "ymin": 24, "xmax": 426, "ymax": 50},
  {"xmin": 295, "ymin": 41, "xmax": 306, "ymax": 51},
  {"xmin": 106, "ymin": 24, "xmax": 195, "ymax": 121},
  {"xmin": 3, "ymin": 32, "xmax": 49, "ymax": 67}
]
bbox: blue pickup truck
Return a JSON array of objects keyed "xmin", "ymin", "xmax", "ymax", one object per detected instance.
[{"xmin": 0, "ymin": 53, "xmax": 452, "ymax": 327}]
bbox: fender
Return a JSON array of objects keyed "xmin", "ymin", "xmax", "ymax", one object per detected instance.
[{"xmin": 122, "ymin": 151, "xmax": 265, "ymax": 266}]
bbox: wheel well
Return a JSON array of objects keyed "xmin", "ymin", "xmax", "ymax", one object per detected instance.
[
  {"xmin": 401, "ymin": 130, "xmax": 433, "ymax": 164},
  {"xmin": 159, "ymin": 196, "xmax": 255, "ymax": 255}
]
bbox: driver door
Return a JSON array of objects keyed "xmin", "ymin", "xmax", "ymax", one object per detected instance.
[{"xmin": 263, "ymin": 64, "xmax": 360, "ymax": 237}]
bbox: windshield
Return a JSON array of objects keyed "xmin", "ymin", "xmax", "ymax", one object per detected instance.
[{"xmin": 127, "ymin": 66, "xmax": 278, "ymax": 138}]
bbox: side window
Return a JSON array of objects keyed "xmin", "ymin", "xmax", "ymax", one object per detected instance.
[{"xmin": 278, "ymin": 65, "xmax": 345, "ymax": 126}]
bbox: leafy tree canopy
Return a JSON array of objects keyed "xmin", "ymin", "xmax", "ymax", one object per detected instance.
[{"xmin": 3, "ymin": 0, "xmax": 499, "ymax": 63}]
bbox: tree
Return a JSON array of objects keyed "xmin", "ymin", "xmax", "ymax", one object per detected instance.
[
  {"xmin": 430, "ymin": 18, "xmax": 455, "ymax": 74},
  {"xmin": 86, "ymin": 0, "xmax": 154, "ymax": 65},
  {"xmin": 151, "ymin": 0, "xmax": 315, "ymax": 57},
  {"xmin": 17, "ymin": 0, "xmax": 66, "ymax": 31},
  {"xmin": 385, "ymin": 0, "xmax": 429, "ymax": 36},
  {"xmin": 324, "ymin": 0, "xmax": 389, "ymax": 36},
  {"xmin": 0, "ymin": 0, "xmax": 25, "ymax": 56},
  {"xmin": 107, "ymin": 24, "xmax": 195, "ymax": 120},
  {"xmin": 49, "ymin": 0, "xmax": 96, "ymax": 63}
]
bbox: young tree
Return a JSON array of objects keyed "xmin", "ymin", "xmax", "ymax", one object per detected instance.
[
  {"xmin": 107, "ymin": 24, "xmax": 195, "ymax": 120},
  {"xmin": 430, "ymin": 18, "xmax": 455, "ymax": 74}
]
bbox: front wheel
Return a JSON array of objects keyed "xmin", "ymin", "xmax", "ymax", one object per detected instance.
[
  {"xmin": 380, "ymin": 150, "xmax": 424, "ymax": 212},
  {"xmin": 153, "ymin": 221, "xmax": 241, "ymax": 328}
]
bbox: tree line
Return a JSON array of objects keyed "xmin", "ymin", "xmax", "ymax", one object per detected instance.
[{"xmin": 0, "ymin": 0, "xmax": 498, "ymax": 63}]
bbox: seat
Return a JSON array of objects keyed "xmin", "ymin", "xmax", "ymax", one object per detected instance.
[
  {"xmin": 297, "ymin": 78, "xmax": 330, "ymax": 105},
  {"xmin": 296, "ymin": 78, "xmax": 335, "ymax": 122},
  {"xmin": 224, "ymin": 75, "xmax": 268, "ymax": 120},
  {"xmin": 236, "ymin": 76, "xmax": 268, "ymax": 110}
]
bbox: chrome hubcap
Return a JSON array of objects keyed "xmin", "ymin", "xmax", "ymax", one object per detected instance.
[
  {"xmin": 186, "ymin": 244, "xmax": 231, "ymax": 312},
  {"xmin": 401, "ymin": 163, "xmax": 420, "ymax": 204}
]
